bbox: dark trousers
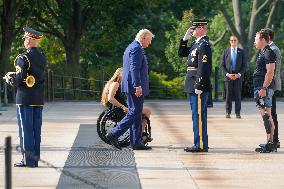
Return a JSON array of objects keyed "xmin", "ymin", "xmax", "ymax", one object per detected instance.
[
  {"xmin": 272, "ymin": 94, "xmax": 279, "ymax": 143},
  {"xmin": 17, "ymin": 105, "xmax": 43, "ymax": 166},
  {"xmin": 111, "ymin": 93, "xmax": 144, "ymax": 145},
  {"xmin": 225, "ymin": 79, "xmax": 242, "ymax": 115}
]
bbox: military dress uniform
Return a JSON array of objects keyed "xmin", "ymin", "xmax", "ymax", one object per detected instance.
[
  {"xmin": 178, "ymin": 20, "xmax": 212, "ymax": 152},
  {"xmin": 4, "ymin": 27, "xmax": 46, "ymax": 167}
]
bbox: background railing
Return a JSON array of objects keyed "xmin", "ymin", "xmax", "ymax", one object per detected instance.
[
  {"xmin": 0, "ymin": 68, "xmax": 223, "ymax": 105},
  {"xmin": 4, "ymin": 66, "xmax": 271, "ymax": 105}
]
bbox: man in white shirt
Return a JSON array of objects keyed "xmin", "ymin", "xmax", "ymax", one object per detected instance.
[{"xmin": 221, "ymin": 36, "xmax": 246, "ymax": 119}]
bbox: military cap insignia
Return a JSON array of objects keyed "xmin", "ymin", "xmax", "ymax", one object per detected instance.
[
  {"xmin": 190, "ymin": 19, "xmax": 209, "ymax": 29},
  {"xmin": 202, "ymin": 55, "xmax": 208, "ymax": 63},
  {"xmin": 15, "ymin": 65, "xmax": 22, "ymax": 74},
  {"xmin": 23, "ymin": 27, "xmax": 43, "ymax": 40}
]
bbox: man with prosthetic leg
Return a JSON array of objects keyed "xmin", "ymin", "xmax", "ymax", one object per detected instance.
[
  {"xmin": 178, "ymin": 19, "xmax": 212, "ymax": 152},
  {"xmin": 253, "ymin": 29, "xmax": 277, "ymax": 153}
]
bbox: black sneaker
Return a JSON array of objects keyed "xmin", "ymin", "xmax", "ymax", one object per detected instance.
[
  {"xmin": 256, "ymin": 142, "xmax": 277, "ymax": 153},
  {"xmin": 274, "ymin": 141, "xmax": 280, "ymax": 148},
  {"xmin": 260, "ymin": 141, "xmax": 280, "ymax": 149}
]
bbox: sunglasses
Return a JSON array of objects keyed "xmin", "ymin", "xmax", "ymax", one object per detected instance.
[{"xmin": 230, "ymin": 40, "xmax": 237, "ymax": 42}]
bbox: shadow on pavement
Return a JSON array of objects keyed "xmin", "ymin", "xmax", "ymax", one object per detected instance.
[{"xmin": 56, "ymin": 124, "xmax": 141, "ymax": 189}]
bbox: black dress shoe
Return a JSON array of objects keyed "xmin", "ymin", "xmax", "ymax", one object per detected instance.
[
  {"xmin": 184, "ymin": 145, "xmax": 208, "ymax": 153},
  {"xmin": 132, "ymin": 144, "xmax": 152, "ymax": 150},
  {"xmin": 105, "ymin": 133, "xmax": 122, "ymax": 150},
  {"xmin": 236, "ymin": 114, "xmax": 241, "ymax": 119},
  {"xmin": 226, "ymin": 114, "xmax": 231, "ymax": 118},
  {"xmin": 14, "ymin": 162, "xmax": 35, "ymax": 168}
]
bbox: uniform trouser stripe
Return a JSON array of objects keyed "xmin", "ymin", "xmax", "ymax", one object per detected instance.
[
  {"xmin": 17, "ymin": 105, "xmax": 26, "ymax": 164},
  {"xmin": 198, "ymin": 94, "xmax": 204, "ymax": 149}
]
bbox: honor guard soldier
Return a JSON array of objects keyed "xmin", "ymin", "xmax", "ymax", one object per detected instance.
[
  {"xmin": 3, "ymin": 27, "xmax": 46, "ymax": 167},
  {"xmin": 178, "ymin": 19, "xmax": 212, "ymax": 152}
]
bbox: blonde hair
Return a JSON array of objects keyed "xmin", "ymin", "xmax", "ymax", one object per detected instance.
[
  {"xmin": 101, "ymin": 68, "xmax": 123, "ymax": 106},
  {"xmin": 135, "ymin": 29, "xmax": 154, "ymax": 41}
]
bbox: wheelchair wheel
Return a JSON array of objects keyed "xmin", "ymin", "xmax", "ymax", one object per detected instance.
[
  {"xmin": 100, "ymin": 108, "xmax": 130, "ymax": 147},
  {"xmin": 96, "ymin": 109, "xmax": 108, "ymax": 141}
]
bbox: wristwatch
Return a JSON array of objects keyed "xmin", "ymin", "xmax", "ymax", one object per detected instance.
[{"xmin": 262, "ymin": 86, "xmax": 268, "ymax": 90}]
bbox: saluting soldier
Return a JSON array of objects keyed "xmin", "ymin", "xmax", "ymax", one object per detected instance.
[
  {"xmin": 178, "ymin": 19, "xmax": 212, "ymax": 152},
  {"xmin": 3, "ymin": 27, "xmax": 46, "ymax": 167}
]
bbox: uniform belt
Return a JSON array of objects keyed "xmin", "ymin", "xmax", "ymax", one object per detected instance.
[{"xmin": 187, "ymin": 67, "xmax": 197, "ymax": 71}]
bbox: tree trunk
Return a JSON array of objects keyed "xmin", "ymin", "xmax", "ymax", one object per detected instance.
[
  {"xmin": 0, "ymin": 38, "xmax": 13, "ymax": 73},
  {"xmin": 63, "ymin": 3, "xmax": 83, "ymax": 66},
  {"xmin": 64, "ymin": 38, "xmax": 81, "ymax": 66},
  {"xmin": 232, "ymin": 0, "xmax": 245, "ymax": 47},
  {"xmin": 0, "ymin": 0, "xmax": 18, "ymax": 74}
]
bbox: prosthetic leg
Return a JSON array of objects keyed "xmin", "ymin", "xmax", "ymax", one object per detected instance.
[{"xmin": 255, "ymin": 108, "xmax": 276, "ymax": 153}]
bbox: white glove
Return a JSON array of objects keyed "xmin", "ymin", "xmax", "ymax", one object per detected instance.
[
  {"xmin": 183, "ymin": 28, "xmax": 192, "ymax": 41},
  {"xmin": 3, "ymin": 72, "xmax": 14, "ymax": 85},
  {"xmin": 195, "ymin": 89, "xmax": 203, "ymax": 95},
  {"xmin": 3, "ymin": 74, "xmax": 10, "ymax": 84}
]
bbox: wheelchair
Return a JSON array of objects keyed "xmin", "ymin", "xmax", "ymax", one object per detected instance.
[{"xmin": 97, "ymin": 107, "xmax": 152, "ymax": 147}]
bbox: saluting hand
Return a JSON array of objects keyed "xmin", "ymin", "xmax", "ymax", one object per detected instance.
[{"xmin": 183, "ymin": 28, "xmax": 192, "ymax": 41}]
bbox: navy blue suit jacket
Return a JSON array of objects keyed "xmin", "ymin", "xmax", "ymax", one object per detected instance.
[
  {"xmin": 121, "ymin": 40, "xmax": 149, "ymax": 96},
  {"xmin": 221, "ymin": 48, "xmax": 246, "ymax": 81}
]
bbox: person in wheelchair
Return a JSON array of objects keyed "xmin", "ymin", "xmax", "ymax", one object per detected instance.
[{"xmin": 100, "ymin": 68, "xmax": 153, "ymax": 147}]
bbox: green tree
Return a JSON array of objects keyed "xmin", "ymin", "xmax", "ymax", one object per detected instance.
[
  {"xmin": 216, "ymin": 0, "xmax": 284, "ymax": 61},
  {"xmin": 0, "ymin": 0, "xmax": 34, "ymax": 74},
  {"xmin": 31, "ymin": 0, "xmax": 94, "ymax": 69}
]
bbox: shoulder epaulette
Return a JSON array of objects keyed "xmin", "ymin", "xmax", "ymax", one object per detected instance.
[
  {"xmin": 13, "ymin": 54, "xmax": 24, "ymax": 67},
  {"xmin": 22, "ymin": 54, "xmax": 31, "ymax": 70},
  {"xmin": 13, "ymin": 54, "xmax": 31, "ymax": 70},
  {"xmin": 199, "ymin": 38, "xmax": 209, "ymax": 46}
]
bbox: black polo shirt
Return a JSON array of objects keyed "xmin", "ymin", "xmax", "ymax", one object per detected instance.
[{"xmin": 253, "ymin": 45, "xmax": 276, "ymax": 88}]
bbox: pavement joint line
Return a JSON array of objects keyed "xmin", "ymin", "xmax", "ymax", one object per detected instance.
[{"xmin": 182, "ymin": 160, "xmax": 200, "ymax": 189}]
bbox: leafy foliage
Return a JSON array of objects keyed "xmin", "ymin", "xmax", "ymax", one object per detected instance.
[
  {"xmin": 1, "ymin": 0, "xmax": 284, "ymax": 101},
  {"xmin": 149, "ymin": 71, "xmax": 185, "ymax": 99}
]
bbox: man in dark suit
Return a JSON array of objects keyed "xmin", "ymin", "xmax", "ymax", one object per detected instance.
[
  {"xmin": 106, "ymin": 29, "xmax": 154, "ymax": 150},
  {"xmin": 221, "ymin": 36, "xmax": 246, "ymax": 119},
  {"xmin": 3, "ymin": 27, "xmax": 46, "ymax": 167}
]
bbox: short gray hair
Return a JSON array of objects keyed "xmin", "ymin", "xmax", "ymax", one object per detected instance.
[{"xmin": 135, "ymin": 29, "xmax": 154, "ymax": 41}]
